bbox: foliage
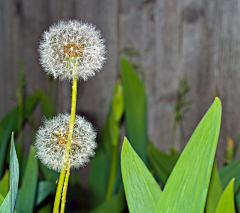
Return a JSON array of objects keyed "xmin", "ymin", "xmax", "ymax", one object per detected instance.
[{"xmin": 0, "ymin": 58, "xmax": 239, "ymax": 213}]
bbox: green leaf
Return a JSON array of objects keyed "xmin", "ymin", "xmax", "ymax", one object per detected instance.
[
  {"xmin": 88, "ymin": 80, "xmax": 124, "ymax": 207},
  {"xmin": 35, "ymin": 89, "xmax": 55, "ymax": 118},
  {"xmin": 0, "ymin": 193, "xmax": 18, "ymax": 213},
  {"xmin": 36, "ymin": 181, "xmax": 55, "ymax": 205},
  {"xmin": 235, "ymin": 189, "xmax": 240, "ymax": 212},
  {"xmin": 215, "ymin": 178, "xmax": 235, "ymax": 213},
  {"xmin": 40, "ymin": 162, "xmax": 58, "ymax": 182},
  {"xmin": 147, "ymin": 143, "xmax": 178, "ymax": 185},
  {"xmin": 155, "ymin": 97, "xmax": 222, "ymax": 213},
  {"xmin": 0, "ymin": 133, "xmax": 19, "ymax": 213},
  {"xmin": 121, "ymin": 57, "xmax": 147, "ymax": 163},
  {"xmin": 205, "ymin": 162, "xmax": 223, "ymax": 213},
  {"xmin": 121, "ymin": 137, "xmax": 162, "ymax": 213},
  {"xmin": 0, "ymin": 93, "xmax": 38, "ymax": 177},
  {"xmin": 219, "ymin": 158, "xmax": 240, "ymax": 193},
  {"xmin": 37, "ymin": 203, "xmax": 51, "ymax": 213},
  {"xmin": 15, "ymin": 146, "xmax": 38, "ymax": 213},
  {"xmin": 89, "ymin": 190, "xmax": 125, "ymax": 213},
  {"xmin": 0, "ymin": 170, "xmax": 9, "ymax": 197}
]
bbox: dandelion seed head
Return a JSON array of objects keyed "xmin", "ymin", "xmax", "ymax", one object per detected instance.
[
  {"xmin": 39, "ymin": 19, "xmax": 107, "ymax": 81},
  {"xmin": 35, "ymin": 113, "xmax": 97, "ymax": 172}
]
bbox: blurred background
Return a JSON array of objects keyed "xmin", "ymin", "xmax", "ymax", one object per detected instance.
[{"xmin": 1, "ymin": 0, "xmax": 240, "ymax": 167}]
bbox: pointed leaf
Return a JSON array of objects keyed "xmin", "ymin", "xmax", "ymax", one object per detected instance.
[
  {"xmin": 0, "ymin": 93, "xmax": 38, "ymax": 177},
  {"xmin": 36, "ymin": 181, "xmax": 55, "ymax": 205},
  {"xmin": 219, "ymin": 158, "xmax": 240, "ymax": 193},
  {"xmin": 215, "ymin": 178, "xmax": 235, "ymax": 213},
  {"xmin": 0, "ymin": 133, "xmax": 19, "ymax": 213},
  {"xmin": 88, "ymin": 80, "xmax": 124, "ymax": 207},
  {"xmin": 155, "ymin": 98, "xmax": 221, "ymax": 213},
  {"xmin": 0, "ymin": 170, "xmax": 9, "ymax": 197},
  {"xmin": 121, "ymin": 137, "xmax": 162, "ymax": 213},
  {"xmin": 89, "ymin": 190, "xmax": 125, "ymax": 213},
  {"xmin": 15, "ymin": 146, "xmax": 38, "ymax": 213},
  {"xmin": 121, "ymin": 57, "xmax": 147, "ymax": 163},
  {"xmin": 147, "ymin": 143, "xmax": 178, "ymax": 185},
  {"xmin": 205, "ymin": 162, "xmax": 223, "ymax": 213}
]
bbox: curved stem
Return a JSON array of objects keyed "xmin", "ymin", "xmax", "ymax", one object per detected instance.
[
  {"xmin": 60, "ymin": 164, "xmax": 70, "ymax": 213},
  {"xmin": 53, "ymin": 77, "xmax": 77, "ymax": 213}
]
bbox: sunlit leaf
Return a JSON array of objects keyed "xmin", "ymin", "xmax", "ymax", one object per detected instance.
[
  {"xmin": 155, "ymin": 98, "xmax": 221, "ymax": 213},
  {"xmin": 215, "ymin": 178, "xmax": 235, "ymax": 213},
  {"xmin": 121, "ymin": 137, "xmax": 162, "ymax": 213}
]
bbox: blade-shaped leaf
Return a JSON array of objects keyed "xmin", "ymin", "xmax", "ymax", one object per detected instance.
[
  {"xmin": 36, "ymin": 181, "xmax": 55, "ymax": 205},
  {"xmin": 147, "ymin": 143, "xmax": 178, "ymax": 185},
  {"xmin": 36, "ymin": 89, "xmax": 55, "ymax": 118},
  {"xmin": 155, "ymin": 98, "xmax": 221, "ymax": 213},
  {"xmin": 0, "ymin": 170, "xmax": 9, "ymax": 197},
  {"xmin": 0, "ymin": 133, "xmax": 19, "ymax": 213},
  {"xmin": 15, "ymin": 146, "xmax": 38, "ymax": 213},
  {"xmin": 0, "ymin": 93, "xmax": 38, "ymax": 177},
  {"xmin": 205, "ymin": 162, "xmax": 223, "ymax": 213},
  {"xmin": 121, "ymin": 137, "xmax": 162, "ymax": 213},
  {"xmin": 215, "ymin": 178, "xmax": 235, "ymax": 213},
  {"xmin": 89, "ymin": 190, "xmax": 125, "ymax": 213},
  {"xmin": 120, "ymin": 57, "xmax": 147, "ymax": 163},
  {"xmin": 219, "ymin": 158, "xmax": 240, "ymax": 193},
  {"xmin": 88, "ymin": 80, "xmax": 124, "ymax": 207}
]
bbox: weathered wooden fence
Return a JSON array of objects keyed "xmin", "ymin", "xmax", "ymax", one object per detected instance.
[{"xmin": 1, "ymin": 0, "xmax": 240, "ymax": 165}]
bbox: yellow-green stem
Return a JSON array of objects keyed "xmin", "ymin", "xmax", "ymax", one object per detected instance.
[
  {"xmin": 60, "ymin": 165, "xmax": 70, "ymax": 213},
  {"xmin": 53, "ymin": 169, "xmax": 66, "ymax": 213},
  {"xmin": 53, "ymin": 77, "xmax": 77, "ymax": 213}
]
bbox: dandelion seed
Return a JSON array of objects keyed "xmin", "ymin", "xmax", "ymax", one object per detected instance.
[
  {"xmin": 35, "ymin": 113, "xmax": 97, "ymax": 172},
  {"xmin": 39, "ymin": 19, "xmax": 107, "ymax": 81}
]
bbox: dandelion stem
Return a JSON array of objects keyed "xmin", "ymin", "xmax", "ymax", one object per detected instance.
[
  {"xmin": 60, "ymin": 164, "xmax": 70, "ymax": 213},
  {"xmin": 53, "ymin": 169, "xmax": 66, "ymax": 213},
  {"xmin": 53, "ymin": 76, "xmax": 77, "ymax": 213}
]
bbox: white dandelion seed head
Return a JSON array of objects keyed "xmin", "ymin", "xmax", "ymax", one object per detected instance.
[
  {"xmin": 35, "ymin": 113, "xmax": 97, "ymax": 172},
  {"xmin": 39, "ymin": 19, "xmax": 107, "ymax": 81}
]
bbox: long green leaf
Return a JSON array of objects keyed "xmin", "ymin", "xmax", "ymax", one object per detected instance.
[
  {"xmin": 0, "ymin": 170, "xmax": 9, "ymax": 197},
  {"xmin": 36, "ymin": 181, "xmax": 55, "ymax": 205},
  {"xmin": 89, "ymin": 190, "xmax": 125, "ymax": 213},
  {"xmin": 147, "ymin": 143, "xmax": 178, "ymax": 185},
  {"xmin": 0, "ymin": 133, "xmax": 19, "ymax": 213},
  {"xmin": 0, "ymin": 93, "xmax": 38, "ymax": 177},
  {"xmin": 155, "ymin": 98, "xmax": 221, "ymax": 213},
  {"xmin": 121, "ymin": 137, "xmax": 162, "ymax": 213},
  {"xmin": 120, "ymin": 57, "xmax": 147, "ymax": 163},
  {"xmin": 205, "ymin": 162, "xmax": 223, "ymax": 213},
  {"xmin": 36, "ymin": 89, "xmax": 55, "ymax": 118},
  {"xmin": 219, "ymin": 158, "xmax": 240, "ymax": 193},
  {"xmin": 15, "ymin": 146, "xmax": 38, "ymax": 213},
  {"xmin": 0, "ymin": 193, "xmax": 17, "ymax": 213},
  {"xmin": 88, "ymin": 80, "xmax": 124, "ymax": 207},
  {"xmin": 215, "ymin": 178, "xmax": 235, "ymax": 213}
]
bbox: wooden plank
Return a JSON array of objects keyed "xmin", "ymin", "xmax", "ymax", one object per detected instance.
[{"xmin": 1, "ymin": 0, "xmax": 240, "ymax": 166}]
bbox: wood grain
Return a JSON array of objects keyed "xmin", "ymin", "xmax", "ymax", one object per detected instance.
[{"xmin": 1, "ymin": 0, "xmax": 240, "ymax": 165}]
